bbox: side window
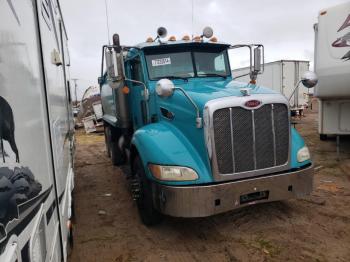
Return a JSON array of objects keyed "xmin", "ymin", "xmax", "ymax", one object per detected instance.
[{"xmin": 130, "ymin": 57, "xmax": 144, "ymax": 82}]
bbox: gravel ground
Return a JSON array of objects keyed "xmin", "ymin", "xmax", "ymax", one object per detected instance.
[{"xmin": 69, "ymin": 100, "xmax": 350, "ymax": 262}]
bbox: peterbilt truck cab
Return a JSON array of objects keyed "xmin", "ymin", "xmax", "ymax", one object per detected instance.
[{"xmin": 99, "ymin": 27, "xmax": 314, "ymax": 225}]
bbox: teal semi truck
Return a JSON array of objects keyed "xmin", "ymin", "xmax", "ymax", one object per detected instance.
[{"xmin": 98, "ymin": 27, "xmax": 315, "ymax": 225}]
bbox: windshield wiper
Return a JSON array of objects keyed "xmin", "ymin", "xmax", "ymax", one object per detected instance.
[
  {"xmin": 198, "ymin": 73, "xmax": 227, "ymax": 79},
  {"xmin": 154, "ymin": 75, "xmax": 189, "ymax": 81}
]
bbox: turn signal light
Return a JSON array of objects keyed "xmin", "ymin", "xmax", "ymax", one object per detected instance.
[{"xmin": 122, "ymin": 86, "xmax": 130, "ymax": 94}]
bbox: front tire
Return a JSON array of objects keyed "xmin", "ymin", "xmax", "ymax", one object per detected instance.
[
  {"xmin": 110, "ymin": 139, "xmax": 124, "ymax": 166},
  {"xmin": 133, "ymin": 156, "xmax": 163, "ymax": 226},
  {"xmin": 106, "ymin": 125, "xmax": 124, "ymax": 166},
  {"xmin": 104, "ymin": 126, "xmax": 111, "ymax": 158}
]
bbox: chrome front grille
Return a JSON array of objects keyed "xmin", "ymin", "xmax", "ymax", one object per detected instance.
[{"xmin": 213, "ymin": 103, "xmax": 289, "ymax": 175}]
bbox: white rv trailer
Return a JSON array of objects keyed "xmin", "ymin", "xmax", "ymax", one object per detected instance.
[
  {"xmin": 314, "ymin": 2, "xmax": 350, "ymax": 139},
  {"xmin": 232, "ymin": 60, "xmax": 311, "ymax": 113},
  {"xmin": 0, "ymin": 0, "xmax": 74, "ymax": 261}
]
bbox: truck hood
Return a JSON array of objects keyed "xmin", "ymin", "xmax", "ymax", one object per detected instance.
[
  {"xmin": 152, "ymin": 79, "xmax": 280, "ymax": 109},
  {"xmin": 149, "ymin": 78, "xmax": 287, "ymax": 184}
]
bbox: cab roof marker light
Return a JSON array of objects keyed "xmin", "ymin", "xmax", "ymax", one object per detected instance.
[
  {"xmin": 210, "ymin": 36, "xmax": 218, "ymax": 42},
  {"xmin": 182, "ymin": 35, "xmax": 190, "ymax": 41},
  {"xmin": 146, "ymin": 37, "xmax": 154, "ymax": 43},
  {"xmin": 193, "ymin": 36, "xmax": 201, "ymax": 42},
  {"xmin": 168, "ymin": 36, "xmax": 176, "ymax": 41}
]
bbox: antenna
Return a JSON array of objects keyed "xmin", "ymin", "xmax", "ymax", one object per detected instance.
[
  {"xmin": 104, "ymin": 0, "xmax": 111, "ymax": 45},
  {"xmin": 191, "ymin": 0, "xmax": 194, "ymax": 38}
]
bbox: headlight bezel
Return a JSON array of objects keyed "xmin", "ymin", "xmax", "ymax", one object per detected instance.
[
  {"xmin": 148, "ymin": 164, "xmax": 199, "ymax": 181},
  {"xmin": 297, "ymin": 146, "xmax": 311, "ymax": 163}
]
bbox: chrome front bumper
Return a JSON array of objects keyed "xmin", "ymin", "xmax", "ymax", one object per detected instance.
[{"xmin": 152, "ymin": 165, "xmax": 313, "ymax": 218}]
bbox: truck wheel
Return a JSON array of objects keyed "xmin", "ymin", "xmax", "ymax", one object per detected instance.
[
  {"xmin": 133, "ymin": 156, "xmax": 163, "ymax": 226},
  {"xmin": 320, "ymin": 134, "xmax": 328, "ymax": 141},
  {"xmin": 104, "ymin": 126, "xmax": 111, "ymax": 158},
  {"xmin": 110, "ymin": 139, "xmax": 124, "ymax": 166},
  {"xmin": 106, "ymin": 126, "xmax": 124, "ymax": 166}
]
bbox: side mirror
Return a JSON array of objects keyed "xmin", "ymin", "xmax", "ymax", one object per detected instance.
[
  {"xmin": 105, "ymin": 34, "xmax": 125, "ymax": 84},
  {"xmin": 105, "ymin": 48, "xmax": 119, "ymax": 80},
  {"xmin": 156, "ymin": 79, "xmax": 175, "ymax": 97},
  {"xmin": 253, "ymin": 47, "xmax": 262, "ymax": 73},
  {"xmin": 301, "ymin": 71, "xmax": 318, "ymax": 88},
  {"xmin": 229, "ymin": 44, "xmax": 264, "ymax": 82}
]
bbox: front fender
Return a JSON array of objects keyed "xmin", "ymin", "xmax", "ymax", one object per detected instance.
[
  {"xmin": 131, "ymin": 122, "xmax": 212, "ymax": 185},
  {"xmin": 291, "ymin": 127, "xmax": 312, "ymax": 168}
]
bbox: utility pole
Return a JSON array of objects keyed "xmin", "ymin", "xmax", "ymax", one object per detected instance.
[{"xmin": 71, "ymin": 78, "xmax": 79, "ymax": 106}]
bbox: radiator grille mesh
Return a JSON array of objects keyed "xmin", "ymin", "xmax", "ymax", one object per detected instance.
[{"xmin": 213, "ymin": 104, "xmax": 289, "ymax": 174}]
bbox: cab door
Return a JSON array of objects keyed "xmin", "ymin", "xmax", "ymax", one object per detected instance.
[{"xmin": 129, "ymin": 56, "xmax": 148, "ymax": 129}]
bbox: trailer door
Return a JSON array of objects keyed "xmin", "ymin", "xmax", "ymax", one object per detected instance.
[{"xmin": 35, "ymin": 0, "xmax": 73, "ymax": 260}]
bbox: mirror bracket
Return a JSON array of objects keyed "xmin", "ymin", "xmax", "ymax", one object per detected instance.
[{"xmin": 288, "ymin": 71, "xmax": 318, "ymax": 102}]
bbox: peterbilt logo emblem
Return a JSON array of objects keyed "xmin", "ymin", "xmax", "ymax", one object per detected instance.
[{"xmin": 245, "ymin": 100, "xmax": 261, "ymax": 108}]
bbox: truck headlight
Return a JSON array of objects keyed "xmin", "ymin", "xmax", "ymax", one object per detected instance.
[
  {"xmin": 297, "ymin": 146, "xmax": 310, "ymax": 162},
  {"xmin": 148, "ymin": 164, "xmax": 198, "ymax": 181}
]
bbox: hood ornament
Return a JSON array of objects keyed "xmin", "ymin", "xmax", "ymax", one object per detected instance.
[{"xmin": 240, "ymin": 88, "xmax": 251, "ymax": 96}]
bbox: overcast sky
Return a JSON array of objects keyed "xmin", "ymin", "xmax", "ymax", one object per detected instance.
[{"xmin": 60, "ymin": 0, "xmax": 349, "ymax": 99}]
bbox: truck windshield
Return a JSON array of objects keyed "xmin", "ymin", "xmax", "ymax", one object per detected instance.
[{"xmin": 145, "ymin": 48, "xmax": 230, "ymax": 80}]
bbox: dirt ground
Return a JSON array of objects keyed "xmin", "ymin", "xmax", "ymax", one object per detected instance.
[{"xmin": 69, "ymin": 100, "xmax": 350, "ymax": 262}]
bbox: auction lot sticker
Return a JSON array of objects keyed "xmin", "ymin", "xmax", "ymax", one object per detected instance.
[{"xmin": 152, "ymin": 57, "xmax": 171, "ymax": 66}]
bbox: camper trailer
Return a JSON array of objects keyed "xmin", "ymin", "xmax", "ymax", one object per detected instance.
[
  {"xmin": 314, "ymin": 2, "xmax": 350, "ymax": 139},
  {"xmin": 0, "ymin": 0, "xmax": 74, "ymax": 261}
]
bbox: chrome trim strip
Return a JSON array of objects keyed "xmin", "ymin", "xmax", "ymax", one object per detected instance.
[
  {"xmin": 229, "ymin": 108, "xmax": 236, "ymax": 173},
  {"xmin": 271, "ymin": 104, "xmax": 277, "ymax": 166},
  {"xmin": 251, "ymin": 110, "xmax": 257, "ymax": 170},
  {"xmin": 205, "ymin": 93, "xmax": 291, "ymax": 182}
]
